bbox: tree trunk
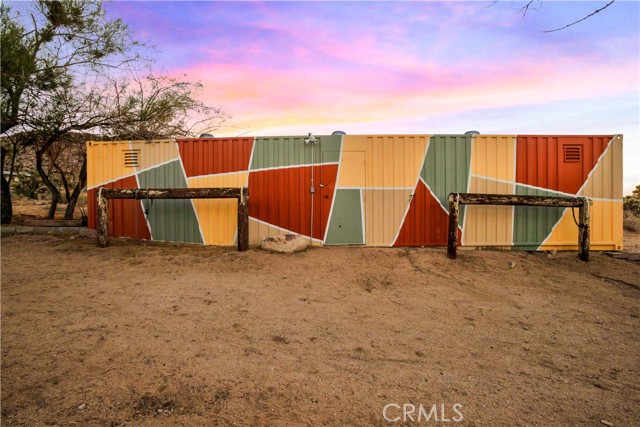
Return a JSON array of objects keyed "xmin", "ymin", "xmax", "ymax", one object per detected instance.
[
  {"xmin": 8, "ymin": 141, "xmax": 18, "ymax": 184},
  {"xmin": 64, "ymin": 155, "xmax": 87, "ymax": 220},
  {"xmin": 36, "ymin": 149, "xmax": 60, "ymax": 220},
  {"xmin": 1, "ymin": 147, "xmax": 12, "ymax": 224}
]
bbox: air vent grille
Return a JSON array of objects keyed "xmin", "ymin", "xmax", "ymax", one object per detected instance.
[
  {"xmin": 124, "ymin": 150, "xmax": 140, "ymax": 167},
  {"xmin": 563, "ymin": 145, "xmax": 582, "ymax": 163}
]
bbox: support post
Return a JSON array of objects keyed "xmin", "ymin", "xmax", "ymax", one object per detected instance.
[
  {"xmin": 97, "ymin": 189, "xmax": 110, "ymax": 248},
  {"xmin": 447, "ymin": 194, "xmax": 459, "ymax": 259},
  {"xmin": 578, "ymin": 197, "xmax": 590, "ymax": 262},
  {"xmin": 237, "ymin": 187, "xmax": 249, "ymax": 252}
]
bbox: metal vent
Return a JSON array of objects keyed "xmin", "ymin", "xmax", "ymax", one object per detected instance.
[
  {"xmin": 124, "ymin": 150, "xmax": 140, "ymax": 167},
  {"xmin": 563, "ymin": 145, "xmax": 582, "ymax": 163}
]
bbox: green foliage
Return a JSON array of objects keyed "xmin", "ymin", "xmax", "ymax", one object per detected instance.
[
  {"xmin": 623, "ymin": 185, "xmax": 640, "ymax": 217},
  {"xmin": 1, "ymin": 0, "xmax": 138, "ymax": 135},
  {"xmin": 12, "ymin": 169, "xmax": 46, "ymax": 199}
]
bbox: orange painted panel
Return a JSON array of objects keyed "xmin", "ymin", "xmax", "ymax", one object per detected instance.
[
  {"xmin": 87, "ymin": 175, "xmax": 151, "ymax": 240},
  {"xmin": 394, "ymin": 180, "xmax": 460, "ymax": 247},
  {"xmin": 248, "ymin": 164, "xmax": 338, "ymax": 240},
  {"xmin": 177, "ymin": 137, "xmax": 253, "ymax": 177},
  {"xmin": 516, "ymin": 135, "xmax": 611, "ymax": 194}
]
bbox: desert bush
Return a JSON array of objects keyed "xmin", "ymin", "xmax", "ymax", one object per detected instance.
[
  {"xmin": 12, "ymin": 169, "xmax": 46, "ymax": 199},
  {"xmin": 623, "ymin": 185, "xmax": 640, "ymax": 217},
  {"xmin": 623, "ymin": 211, "xmax": 640, "ymax": 232}
]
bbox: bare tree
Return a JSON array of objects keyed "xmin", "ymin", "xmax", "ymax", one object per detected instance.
[
  {"xmin": 20, "ymin": 81, "xmax": 115, "ymax": 219},
  {"xmin": 20, "ymin": 71, "xmax": 226, "ymax": 220},
  {"xmin": 109, "ymin": 71, "xmax": 227, "ymax": 140}
]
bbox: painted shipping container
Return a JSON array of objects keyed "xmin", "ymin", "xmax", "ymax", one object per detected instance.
[{"xmin": 87, "ymin": 134, "xmax": 624, "ymax": 251}]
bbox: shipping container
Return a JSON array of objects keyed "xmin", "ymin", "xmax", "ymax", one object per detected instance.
[{"xmin": 87, "ymin": 134, "xmax": 624, "ymax": 251}]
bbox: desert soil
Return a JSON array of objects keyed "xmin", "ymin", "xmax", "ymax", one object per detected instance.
[{"xmin": 1, "ymin": 231, "xmax": 640, "ymax": 427}]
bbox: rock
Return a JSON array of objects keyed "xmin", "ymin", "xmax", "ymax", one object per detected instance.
[
  {"xmin": 78, "ymin": 403, "xmax": 86, "ymax": 410},
  {"xmin": 549, "ymin": 249, "xmax": 558, "ymax": 255},
  {"xmin": 79, "ymin": 228, "xmax": 98, "ymax": 239},
  {"xmin": 509, "ymin": 261, "xmax": 517, "ymax": 268},
  {"xmin": 600, "ymin": 420, "xmax": 614, "ymax": 427},
  {"xmin": 261, "ymin": 234, "xmax": 309, "ymax": 253}
]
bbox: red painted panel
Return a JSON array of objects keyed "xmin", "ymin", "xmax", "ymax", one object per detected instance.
[
  {"xmin": 248, "ymin": 164, "xmax": 338, "ymax": 240},
  {"xmin": 516, "ymin": 135, "xmax": 610, "ymax": 194},
  {"xmin": 394, "ymin": 180, "xmax": 460, "ymax": 247},
  {"xmin": 177, "ymin": 137, "xmax": 254, "ymax": 177},
  {"xmin": 87, "ymin": 175, "xmax": 151, "ymax": 240}
]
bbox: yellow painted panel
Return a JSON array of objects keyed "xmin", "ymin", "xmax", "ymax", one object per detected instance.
[
  {"xmin": 363, "ymin": 189, "xmax": 413, "ymax": 246},
  {"xmin": 471, "ymin": 135, "xmax": 516, "ymax": 182},
  {"xmin": 86, "ymin": 141, "xmax": 135, "ymax": 188},
  {"xmin": 463, "ymin": 177, "xmax": 514, "ymax": 246},
  {"xmin": 130, "ymin": 140, "xmax": 180, "ymax": 172},
  {"xmin": 339, "ymin": 135, "xmax": 429, "ymax": 188},
  {"xmin": 338, "ymin": 151, "xmax": 366, "ymax": 188},
  {"xmin": 540, "ymin": 201, "xmax": 623, "ymax": 250},
  {"xmin": 187, "ymin": 172, "xmax": 248, "ymax": 245},
  {"xmin": 579, "ymin": 136, "xmax": 623, "ymax": 200}
]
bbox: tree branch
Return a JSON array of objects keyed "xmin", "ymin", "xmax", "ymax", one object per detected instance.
[{"xmin": 544, "ymin": 0, "xmax": 615, "ymax": 33}]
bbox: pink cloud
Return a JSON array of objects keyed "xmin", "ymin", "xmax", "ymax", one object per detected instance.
[{"xmin": 172, "ymin": 49, "xmax": 636, "ymax": 136}]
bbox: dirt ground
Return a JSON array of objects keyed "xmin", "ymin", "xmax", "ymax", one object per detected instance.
[
  {"xmin": 7, "ymin": 199, "xmax": 84, "ymax": 224},
  {"xmin": 1, "ymin": 229, "xmax": 639, "ymax": 427}
]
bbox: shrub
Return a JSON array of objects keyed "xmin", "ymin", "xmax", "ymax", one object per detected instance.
[{"xmin": 623, "ymin": 185, "xmax": 640, "ymax": 217}]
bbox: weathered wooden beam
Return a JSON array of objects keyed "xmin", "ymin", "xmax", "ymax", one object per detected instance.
[
  {"xmin": 578, "ymin": 197, "xmax": 591, "ymax": 262},
  {"xmin": 447, "ymin": 194, "xmax": 459, "ymax": 259},
  {"xmin": 453, "ymin": 193, "xmax": 585, "ymax": 208},
  {"xmin": 100, "ymin": 187, "xmax": 243, "ymax": 200},
  {"xmin": 237, "ymin": 188, "xmax": 249, "ymax": 252},
  {"xmin": 97, "ymin": 189, "xmax": 110, "ymax": 248}
]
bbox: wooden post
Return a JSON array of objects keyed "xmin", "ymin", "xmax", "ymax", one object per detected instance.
[
  {"xmin": 97, "ymin": 188, "xmax": 110, "ymax": 248},
  {"xmin": 447, "ymin": 193, "xmax": 459, "ymax": 259},
  {"xmin": 237, "ymin": 187, "xmax": 249, "ymax": 251},
  {"xmin": 578, "ymin": 197, "xmax": 590, "ymax": 262}
]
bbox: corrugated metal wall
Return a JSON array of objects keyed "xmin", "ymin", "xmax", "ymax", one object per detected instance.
[
  {"xmin": 330, "ymin": 134, "xmax": 429, "ymax": 246},
  {"xmin": 87, "ymin": 134, "xmax": 623, "ymax": 250}
]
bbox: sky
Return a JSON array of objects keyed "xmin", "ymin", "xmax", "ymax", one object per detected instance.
[
  {"xmin": 21, "ymin": 1, "xmax": 640, "ymax": 193},
  {"xmin": 102, "ymin": 0, "xmax": 639, "ymax": 193}
]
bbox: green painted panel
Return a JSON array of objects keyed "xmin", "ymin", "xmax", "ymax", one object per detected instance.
[
  {"xmin": 250, "ymin": 135, "xmax": 342, "ymax": 170},
  {"xmin": 325, "ymin": 189, "xmax": 364, "ymax": 245},
  {"xmin": 513, "ymin": 185, "xmax": 566, "ymax": 250},
  {"xmin": 421, "ymin": 135, "xmax": 472, "ymax": 227},
  {"xmin": 137, "ymin": 160, "xmax": 203, "ymax": 244}
]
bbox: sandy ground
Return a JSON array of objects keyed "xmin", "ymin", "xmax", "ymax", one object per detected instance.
[{"xmin": 1, "ymin": 230, "xmax": 639, "ymax": 427}]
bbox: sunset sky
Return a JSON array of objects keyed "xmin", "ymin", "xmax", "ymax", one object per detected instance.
[
  {"xmin": 102, "ymin": 1, "xmax": 639, "ymax": 193},
  {"xmin": 25, "ymin": 1, "xmax": 640, "ymax": 192}
]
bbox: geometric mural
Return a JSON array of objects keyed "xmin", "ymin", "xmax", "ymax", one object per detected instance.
[{"xmin": 87, "ymin": 134, "xmax": 623, "ymax": 251}]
